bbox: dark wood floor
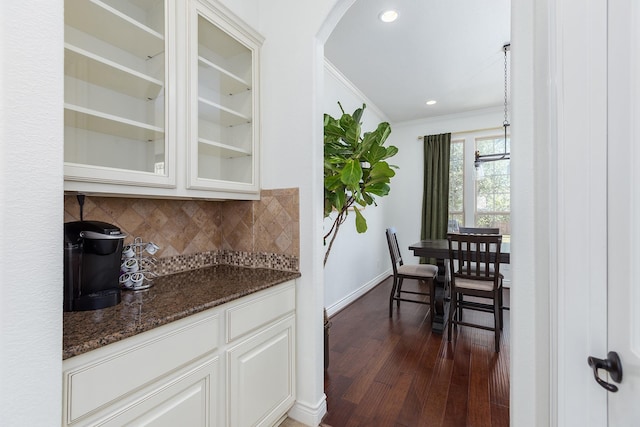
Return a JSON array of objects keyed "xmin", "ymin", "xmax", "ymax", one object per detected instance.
[{"xmin": 323, "ymin": 276, "xmax": 510, "ymax": 427}]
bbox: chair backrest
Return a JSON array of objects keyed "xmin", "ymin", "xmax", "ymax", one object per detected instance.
[
  {"xmin": 458, "ymin": 227, "xmax": 500, "ymax": 234},
  {"xmin": 447, "ymin": 233, "xmax": 502, "ymax": 288},
  {"xmin": 385, "ymin": 227, "xmax": 403, "ymax": 274}
]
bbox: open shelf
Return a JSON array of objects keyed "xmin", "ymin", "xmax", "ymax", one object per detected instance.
[
  {"xmin": 198, "ymin": 56, "xmax": 250, "ymax": 96},
  {"xmin": 65, "ymin": 0, "xmax": 164, "ymax": 59},
  {"xmin": 198, "ymin": 138, "xmax": 251, "ymax": 159},
  {"xmin": 65, "ymin": 103, "xmax": 164, "ymax": 142},
  {"xmin": 65, "ymin": 44, "xmax": 164, "ymax": 100},
  {"xmin": 198, "ymin": 97, "xmax": 251, "ymax": 127}
]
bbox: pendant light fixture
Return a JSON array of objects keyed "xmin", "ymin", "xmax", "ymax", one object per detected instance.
[{"xmin": 475, "ymin": 43, "xmax": 511, "ymax": 168}]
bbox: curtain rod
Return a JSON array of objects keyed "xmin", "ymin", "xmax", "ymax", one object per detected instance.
[{"xmin": 416, "ymin": 126, "xmax": 504, "ymax": 140}]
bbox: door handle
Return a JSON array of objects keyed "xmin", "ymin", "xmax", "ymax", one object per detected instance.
[{"xmin": 587, "ymin": 351, "xmax": 623, "ymax": 392}]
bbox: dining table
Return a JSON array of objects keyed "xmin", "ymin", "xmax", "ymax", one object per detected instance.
[{"xmin": 408, "ymin": 239, "xmax": 511, "ymax": 333}]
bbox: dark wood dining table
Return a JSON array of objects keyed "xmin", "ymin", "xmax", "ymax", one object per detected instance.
[{"xmin": 408, "ymin": 239, "xmax": 511, "ymax": 333}]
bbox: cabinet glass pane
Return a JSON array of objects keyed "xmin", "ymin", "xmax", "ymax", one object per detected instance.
[
  {"xmin": 197, "ymin": 14, "xmax": 253, "ymax": 183},
  {"xmin": 64, "ymin": 0, "xmax": 167, "ymax": 175}
]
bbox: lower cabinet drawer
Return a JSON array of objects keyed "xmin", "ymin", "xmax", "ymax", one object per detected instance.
[
  {"xmin": 63, "ymin": 313, "xmax": 219, "ymax": 424},
  {"xmin": 226, "ymin": 283, "xmax": 295, "ymax": 343},
  {"xmin": 97, "ymin": 356, "xmax": 219, "ymax": 427}
]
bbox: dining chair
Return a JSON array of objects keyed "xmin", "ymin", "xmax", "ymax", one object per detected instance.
[
  {"xmin": 385, "ymin": 227, "xmax": 438, "ymax": 319},
  {"xmin": 455, "ymin": 227, "xmax": 502, "ymax": 319},
  {"xmin": 447, "ymin": 232, "xmax": 504, "ymax": 352}
]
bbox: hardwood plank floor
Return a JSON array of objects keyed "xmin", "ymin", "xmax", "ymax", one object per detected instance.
[{"xmin": 323, "ymin": 276, "xmax": 510, "ymax": 427}]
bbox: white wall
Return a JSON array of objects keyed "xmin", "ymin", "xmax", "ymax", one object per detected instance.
[
  {"xmin": 322, "ymin": 61, "xmax": 394, "ymax": 314},
  {"xmin": 0, "ymin": 1, "xmax": 63, "ymax": 425},
  {"xmin": 254, "ymin": 1, "xmax": 339, "ymax": 424}
]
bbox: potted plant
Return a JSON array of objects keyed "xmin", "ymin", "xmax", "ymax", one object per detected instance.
[{"xmin": 323, "ymin": 102, "xmax": 399, "ymax": 367}]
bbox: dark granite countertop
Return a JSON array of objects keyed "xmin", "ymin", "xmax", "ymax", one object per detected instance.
[{"xmin": 63, "ymin": 265, "xmax": 300, "ymax": 360}]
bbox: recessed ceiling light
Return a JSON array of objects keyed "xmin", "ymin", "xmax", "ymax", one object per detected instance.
[
  {"xmin": 426, "ymin": 100, "xmax": 437, "ymax": 105},
  {"xmin": 379, "ymin": 10, "xmax": 398, "ymax": 23}
]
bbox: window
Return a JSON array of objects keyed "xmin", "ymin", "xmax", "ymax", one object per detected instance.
[
  {"xmin": 448, "ymin": 130, "xmax": 511, "ymax": 237},
  {"xmin": 448, "ymin": 139, "xmax": 464, "ymax": 226},
  {"xmin": 475, "ymin": 136, "xmax": 510, "ymax": 235}
]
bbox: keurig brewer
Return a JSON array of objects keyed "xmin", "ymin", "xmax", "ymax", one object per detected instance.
[{"xmin": 64, "ymin": 221, "xmax": 126, "ymax": 311}]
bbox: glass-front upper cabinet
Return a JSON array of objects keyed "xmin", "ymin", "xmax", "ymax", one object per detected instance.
[
  {"xmin": 187, "ymin": 1, "xmax": 261, "ymax": 193},
  {"xmin": 64, "ymin": 0, "xmax": 175, "ymax": 187}
]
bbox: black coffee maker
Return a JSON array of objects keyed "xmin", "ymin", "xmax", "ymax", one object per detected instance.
[{"xmin": 64, "ymin": 220, "xmax": 126, "ymax": 311}]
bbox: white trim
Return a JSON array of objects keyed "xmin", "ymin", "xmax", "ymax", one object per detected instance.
[
  {"xmin": 325, "ymin": 270, "xmax": 391, "ymax": 317},
  {"xmin": 324, "ymin": 59, "xmax": 390, "ymax": 122},
  {"xmin": 287, "ymin": 394, "xmax": 328, "ymax": 427},
  {"xmin": 396, "ymin": 105, "xmax": 504, "ymax": 129}
]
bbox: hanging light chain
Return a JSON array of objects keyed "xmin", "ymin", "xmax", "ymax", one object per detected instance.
[
  {"xmin": 475, "ymin": 43, "xmax": 511, "ymax": 169},
  {"xmin": 503, "ymin": 44, "xmax": 510, "ymax": 126}
]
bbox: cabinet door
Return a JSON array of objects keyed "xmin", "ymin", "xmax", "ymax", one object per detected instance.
[
  {"xmin": 226, "ymin": 316, "xmax": 295, "ymax": 427},
  {"xmin": 187, "ymin": 1, "xmax": 261, "ymax": 194},
  {"xmin": 64, "ymin": 0, "xmax": 175, "ymax": 187}
]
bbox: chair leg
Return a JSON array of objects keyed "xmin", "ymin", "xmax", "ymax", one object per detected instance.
[
  {"xmin": 494, "ymin": 291, "xmax": 501, "ymax": 352},
  {"xmin": 457, "ymin": 294, "xmax": 464, "ymax": 321},
  {"xmin": 499, "ymin": 287, "xmax": 504, "ymax": 330},
  {"xmin": 396, "ymin": 278, "xmax": 404, "ymax": 308},
  {"xmin": 389, "ymin": 276, "xmax": 399, "ymax": 317},
  {"xmin": 428, "ymin": 278, "xmax": 436, "ymax": 324},
  {"xmin": 448, "ymin": 288, "xmax": 456, "ymax": 343}
]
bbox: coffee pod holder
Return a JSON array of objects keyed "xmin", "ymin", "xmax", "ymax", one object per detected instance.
[{"xmin": 119, "ymin": 237, "xmax": 159, "ymax": 291}]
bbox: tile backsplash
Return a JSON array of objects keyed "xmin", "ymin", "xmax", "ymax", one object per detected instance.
[{"xmin": 64, "ymin": 188, "xmax": 299, "ymax": 272}]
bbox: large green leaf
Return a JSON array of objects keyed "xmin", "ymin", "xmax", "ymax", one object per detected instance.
[
  {"xmin": 365, "ymin": 182, "xmax": 391, "ymax": 197},
  {"xmin": 375, "ymin": 122, "xmax": 391, "ymax": 144},
  {"xmin": 332, "ymin": 190, "xmax": 346, "ymax": 212},
  {"xmin": 369, "ymin": 162, "xmax": 396, "ymax": 181},
  {"xmin": 383, "ymin": 145, "xmax": 399, "ymax": 159},
  {"xmin": 364, "ymin": 144, "xmax": 388, "ymax": 164},
  {"xmin": 361, "ymin": 192, "xmax": 374, "ymax": 205},
  {"xmin": 353, "ymin": 206, "xmax": 367, "ymax": 233},
  {"xmin": 351, "ymin": 104, "xmax": 365, "ymax": 125},
  {"xmin": 340, "ymin": 159, "xmax": 362, "ymax": 187},
  {"xmin": 357, "ymin": 131, "xmax": 377, "ymax": 157},
  {"xmin": 324, "ymin": 174, "xmax": 343, "ymax": 191}
]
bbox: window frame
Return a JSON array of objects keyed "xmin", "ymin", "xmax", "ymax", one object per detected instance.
[{"xmin": 448, "ymin": 128, "xmax": 511, "ymax": 237}]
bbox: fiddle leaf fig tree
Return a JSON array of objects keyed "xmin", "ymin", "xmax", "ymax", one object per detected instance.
[{"xmin": 323, "ymin": 102, "xmax": 399, "ymax": 266}]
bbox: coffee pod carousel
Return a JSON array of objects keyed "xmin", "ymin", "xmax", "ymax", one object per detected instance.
[{"xmin": 119, "ymin": 237, "xmax": 159, "ymax": 291}]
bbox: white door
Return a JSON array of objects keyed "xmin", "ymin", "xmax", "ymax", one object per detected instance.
[{"xmin": 606, "ymin": 0, "xmax": 640, "ymax": 423}]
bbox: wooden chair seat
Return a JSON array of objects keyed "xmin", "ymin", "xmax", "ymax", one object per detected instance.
[{"xmin": 396, "ymin": 263, "xmax": 439, "ymax": 278}]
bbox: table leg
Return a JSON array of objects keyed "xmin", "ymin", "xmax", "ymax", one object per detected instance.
[{"xmin": 431, "ymin": 259, "xmax": 450, "ymax": 333}]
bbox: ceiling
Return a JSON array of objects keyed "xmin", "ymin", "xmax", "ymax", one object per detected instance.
[{"xmin": 324, "ymin": 0, "xmax": 511, "ymax": 123}]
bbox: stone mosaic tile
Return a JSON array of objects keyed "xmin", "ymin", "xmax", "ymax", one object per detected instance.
[
  {"xmin": 64, "ymin": 196, "xmax": 224, "ymax": 258},
  {"xmin": 252, "ymin": 188, "xmax": 299, "ymax": 257}
]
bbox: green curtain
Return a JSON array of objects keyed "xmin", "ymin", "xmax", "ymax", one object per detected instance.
[{"xmin": 421, "ymin": 133, "xmax": 451, "ymax": 244}]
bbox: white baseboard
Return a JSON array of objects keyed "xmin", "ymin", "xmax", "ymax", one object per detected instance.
[
  {"xmin": 325, "ymin": 270, "xmax": 391, "ymax": 317},
  {"xmin": 288, "ymin": 394, "xmax": 328, "ymax": 427}
]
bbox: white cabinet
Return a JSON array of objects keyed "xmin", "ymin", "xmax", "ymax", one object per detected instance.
[
  {"xmin": 225, "ymin": 285, "xmax": 296, "ymax": 427},
  {"xmin": 187, "ymin": 1, "xmax": 259, "ymax": 192},
  {"xmin": 62, "ymin": 311, "xmax": 221, "ymax": 426},
  {"xmin": 64, "ymin": 0, "xmax": 174, "ymax": 188},
  {"xmin": 63, "ymin": 0, "xmax": 262, "ymax": 199},
  {"xmin": 62, "ymin": 281, "xmax": 295, "ymax": 427}
]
